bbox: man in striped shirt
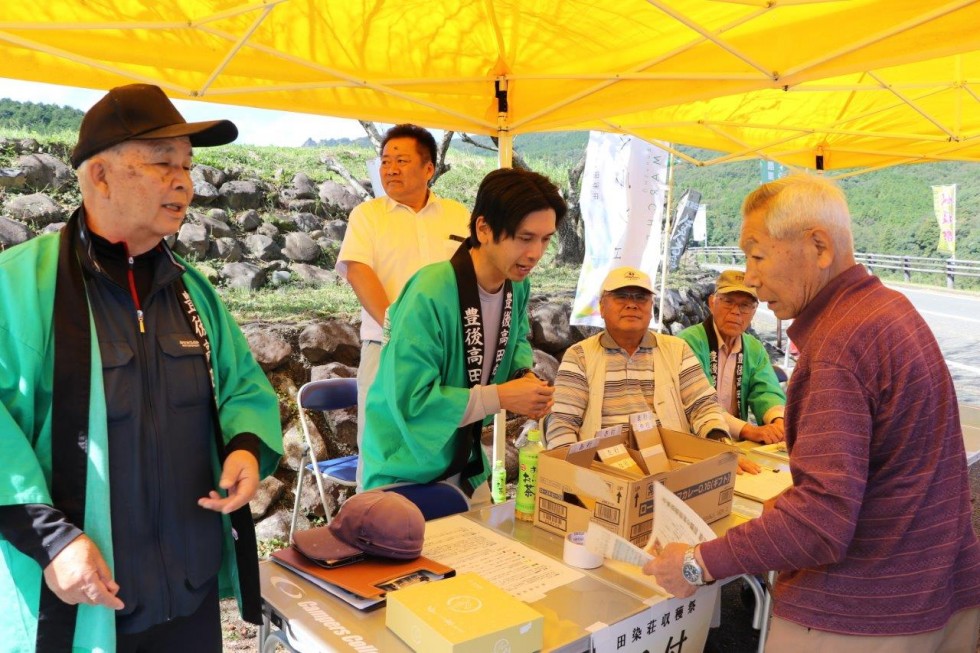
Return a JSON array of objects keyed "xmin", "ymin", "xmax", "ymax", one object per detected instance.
[
  {"xmin": 548, "ymin": 266, "xmax": 733, "ymax": 448},
  {"xmin": 644, "ymin": 175, "xmax": 980, "ymax": 652}
]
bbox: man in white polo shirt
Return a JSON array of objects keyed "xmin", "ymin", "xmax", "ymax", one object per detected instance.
[{"xmin": 336, "ymin": 124, "xmax": 469, "ymax": 487}]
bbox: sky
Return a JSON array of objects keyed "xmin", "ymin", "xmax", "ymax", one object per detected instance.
[{"xmin": 0, "ymin": 79, "xmax": 369, "ymax": 146}]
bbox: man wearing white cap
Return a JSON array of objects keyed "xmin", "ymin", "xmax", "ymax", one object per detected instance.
[
  {"xmin": 548, "ymin": 266, "xmax": 745, "ymax": 455},
  {"xmin": 679, "ymin": 269, "xmax": 786, "ymax": 444}
]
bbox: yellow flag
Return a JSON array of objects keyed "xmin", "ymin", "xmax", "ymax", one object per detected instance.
[{"xmin": 932, "ymin": 185, "xmax": 956, "ymax": 256}]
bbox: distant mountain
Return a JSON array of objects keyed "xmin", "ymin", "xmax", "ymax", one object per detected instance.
[
  {"xmin": 303, "ymin": 136, "xmax": 373, "ymax": 148},
  {"xmin": 0, "ymin": 98, "xmax": 83, "ymax": 134},
  {"xmin": 300, "ymin": 130, "xmax": 591, "ymax": 163}
]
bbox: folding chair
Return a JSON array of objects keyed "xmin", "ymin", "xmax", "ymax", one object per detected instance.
[{"xmin": 289, "ymin": 378, "xmax": 359, "ymax": 541}]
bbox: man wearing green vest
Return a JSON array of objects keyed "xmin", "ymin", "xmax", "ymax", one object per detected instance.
[
  {"xmin": 360, "ymin": 168, "xmax": 564, "ymax": 503},
  {"xmin": 0, "ymin": 84, "xmax": 282, "ymax": 653},
  {"xmin": 678, "ymin": 269, "xmax": 786, "ymax": 444}
]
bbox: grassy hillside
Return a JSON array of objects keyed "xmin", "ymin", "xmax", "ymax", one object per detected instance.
[{"xmin": 0, "ymin": 98, "xmax": 83, "ymax": 134}]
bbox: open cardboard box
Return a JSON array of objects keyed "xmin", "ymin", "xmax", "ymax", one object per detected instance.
[{"xmin": 534, "ymin": 419, "xmax": 739, "ymax": 546}]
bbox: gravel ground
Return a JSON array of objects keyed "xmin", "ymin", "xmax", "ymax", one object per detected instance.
[{"xmin": 220, "ymin": 598, "xmax": 261, "ymax": 652}]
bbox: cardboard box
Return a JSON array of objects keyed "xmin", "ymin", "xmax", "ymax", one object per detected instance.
[
  {"xmin": 534, "ymin": 427, "xmax": 738, "ymax": 546},
  {"xmin": 386, "ymin": 572, "xmax": 543, "ymax": 653}
]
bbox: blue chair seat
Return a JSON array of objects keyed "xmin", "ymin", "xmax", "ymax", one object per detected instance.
[
  {"xmin": 310, "ymin": 455, "xmax": 359, "ymax": 487},
  {"xmin": 381, "ymin": 482, "xmax": 470, "ymax": 521}
]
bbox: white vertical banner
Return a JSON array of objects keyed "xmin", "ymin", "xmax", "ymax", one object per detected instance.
[
  {"xmin": 693, "ymin": 203, "xmax": 707, "ymax": 243},
  {"xmin": 367, "ymin": 157, "xmax": 385, "ymax": 198},
  {"xmin": 571, "ymin": 132, "xmax": 670, "ymax": 326}
]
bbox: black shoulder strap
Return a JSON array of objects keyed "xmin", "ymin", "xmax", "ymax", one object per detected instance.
[
  {"xmin": 437, "ymin": 242, "xmax": 512, "ymax": 495},
  {"xmin": 38, "ymin": 212, "xmax": 91, "ymax": 652},
  {"xmin": 703, "ymin": 315, "xmax": 743, "ymax": 416}
]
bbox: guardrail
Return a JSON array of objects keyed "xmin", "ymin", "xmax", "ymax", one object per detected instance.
[{"xmin": 693, "ymin": 246, "xmax": 980, "ymax": 289}]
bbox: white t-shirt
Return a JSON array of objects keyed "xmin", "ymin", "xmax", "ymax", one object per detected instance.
[{"xmin": 336, "ymin": 193, "xmax": 470, "ymax": 341}]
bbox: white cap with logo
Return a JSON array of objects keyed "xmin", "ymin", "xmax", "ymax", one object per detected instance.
[{"xmin": 602, "ymin": 266, "xmax": 654, "ymax": 293}]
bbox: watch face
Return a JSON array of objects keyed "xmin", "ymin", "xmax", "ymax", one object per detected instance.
[{"xmin": 682, "ymin": 562, "xmax": 701, "ymax": 585}]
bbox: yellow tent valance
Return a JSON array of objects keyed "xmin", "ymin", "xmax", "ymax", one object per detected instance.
[{"xmin": 3, "ymin": 0, "xmax": 980, "ymax": 172}]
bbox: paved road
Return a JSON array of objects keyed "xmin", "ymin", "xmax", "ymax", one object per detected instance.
[{"xmin": 747, "ymin": 282, "xmax": 980, "ymax": 405}]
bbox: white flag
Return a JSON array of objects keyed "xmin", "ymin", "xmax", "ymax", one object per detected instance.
[
  {"xmin": 693, "ymin": 203, "xmax": 707, "ymax": 243},
  {"xmin": 571, "ymin": 133, "xmax": 669, "ymax": 326}
]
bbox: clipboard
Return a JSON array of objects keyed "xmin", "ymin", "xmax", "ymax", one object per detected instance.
[{"xmin": 271, "ymin": 546, "xmax": 455, "ymax": 601}]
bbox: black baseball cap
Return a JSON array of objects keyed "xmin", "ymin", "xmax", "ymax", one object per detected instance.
[{"xmin": 70, "ymin": 83, "xmax": 238, "ymax": 168}]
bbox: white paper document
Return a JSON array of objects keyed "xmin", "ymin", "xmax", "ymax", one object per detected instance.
[
  {"xmin": 422, "ymin": 515, "xmax": 583, "ymax": 603},
  {"xmin": 584, "ymin": 483, "xmax": 721, "ymax": 652},
  {"xmin": 584, "ymin": 522, "xmax": 652, "ymax": 566},
  {"xmin": 648, "ymin": 481, "xmax": 716, "ymax": 551}
]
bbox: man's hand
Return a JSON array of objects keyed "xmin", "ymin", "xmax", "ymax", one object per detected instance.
[
  {"xmin": 198, "ymin": 450, "xmax": 260, "ymax": 514},
  {"xmin": 642, "ymin": 542, "xmax": 697, "ymax": 599},
  {"xmin": 740, "ymin": 421, "xmax": 785, "ymax": 444},
  {"xmin": 43, "ymin": 534, "xmax": 124, "ymax": 610},
  {"xmin": 497, "ymin": 375, "xmax": 554, "ymax": 419},
  {"xmin": 737, "ymin": 455, "xmax": 761, "ymax": 475}
]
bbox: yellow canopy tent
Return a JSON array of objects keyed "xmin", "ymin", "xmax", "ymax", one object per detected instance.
[
  {"xmin": 3, "ymin": 0, "xmax": 980, "ymax": 166},
  {"xmin": 600, "ymin": 51, "xmax": 980, "ymax": 176}
]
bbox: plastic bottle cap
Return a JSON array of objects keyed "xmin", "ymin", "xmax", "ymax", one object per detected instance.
[{"xmin": 527, "ymin": 429, "xmax": 542, "ymax": 442}]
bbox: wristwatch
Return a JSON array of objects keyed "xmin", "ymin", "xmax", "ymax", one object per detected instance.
[
  {"xmin": 511, "ymin": 367, "xmax": 534, "ymax": 380},
  {"xmin": 682, "ymin": 546, "xmax": 708, "ymax": 586},
  {"xmin": 706, "ymin": 428, "xmax": 735, "ymax": 446}
]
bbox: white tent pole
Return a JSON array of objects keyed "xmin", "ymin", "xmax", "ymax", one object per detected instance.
[
  {"xmin": 645, "ymin": 0, "xmax": 773, "ymax": 78},
  {"xmin": 509, "ymin": 6, "xmax": 770, "ymax": 132},
  {"xmin": 656, "ymin": 150, "xmax": 675, "ymax": 333},
  {"xmin": 492, "ymin": 136, "xmax": 511, "ymax": 491},
  {"xmin": 867, "ymin": 71, "xmax": 957, "ymax": 138},
  {"xmin": 497, "ymin": 132, "xmax": 514, "ymax": 168},
  {"xmin": 492, "ymin": 85, "xmax": 512, "ymax": 501},
  {"xmin": 199, "ymin": 5, "xmax": 273, "ymax": 94}
]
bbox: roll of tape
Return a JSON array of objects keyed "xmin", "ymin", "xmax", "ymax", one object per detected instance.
[{"xmin": 563, "ymin": 531, "xmax": 602, "ymax": 569}]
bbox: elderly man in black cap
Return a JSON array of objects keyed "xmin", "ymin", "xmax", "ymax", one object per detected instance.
[{"xmin": 0, "ymin": 84, "xmax": 282, "ymax": 652}]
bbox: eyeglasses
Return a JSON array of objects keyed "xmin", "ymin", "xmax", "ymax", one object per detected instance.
[
  {"xmin": 716, "ymin": 295, "xmax": 758, "ymax": 312},
  {"xmin": 607, "ymin": 290, "xmax": 653, "ymax": 304}
]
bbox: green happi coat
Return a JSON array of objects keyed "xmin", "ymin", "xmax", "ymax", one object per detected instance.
[
  {"xmin": 0, "ymin": 231, "xmax": 282, "ymax": 653},
  {"xmin": 677, "ymin": 322, "xmax": 785, "ymax": 425},
  {"xmin": 361, "ymin": 260, "xmax": 534, "ymax": 490}
]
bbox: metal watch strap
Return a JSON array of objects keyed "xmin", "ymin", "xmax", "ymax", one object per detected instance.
[{"xmin": 682, "ymin": 546, "xmax": 705, "ymax": 586}]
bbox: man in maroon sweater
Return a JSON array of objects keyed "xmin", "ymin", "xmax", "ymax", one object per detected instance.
[{"xmin": 644, "ymin": 174, "xmax": 980, "ymax": 651}]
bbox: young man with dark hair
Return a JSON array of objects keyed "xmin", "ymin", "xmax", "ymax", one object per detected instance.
[
  {"xmin": 336, "ymin": 123, "xmax": 469, "ymax": 488},
  {"xmin": 360, "ymin": 168, "xmax": 565, "ymax": 503}
]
